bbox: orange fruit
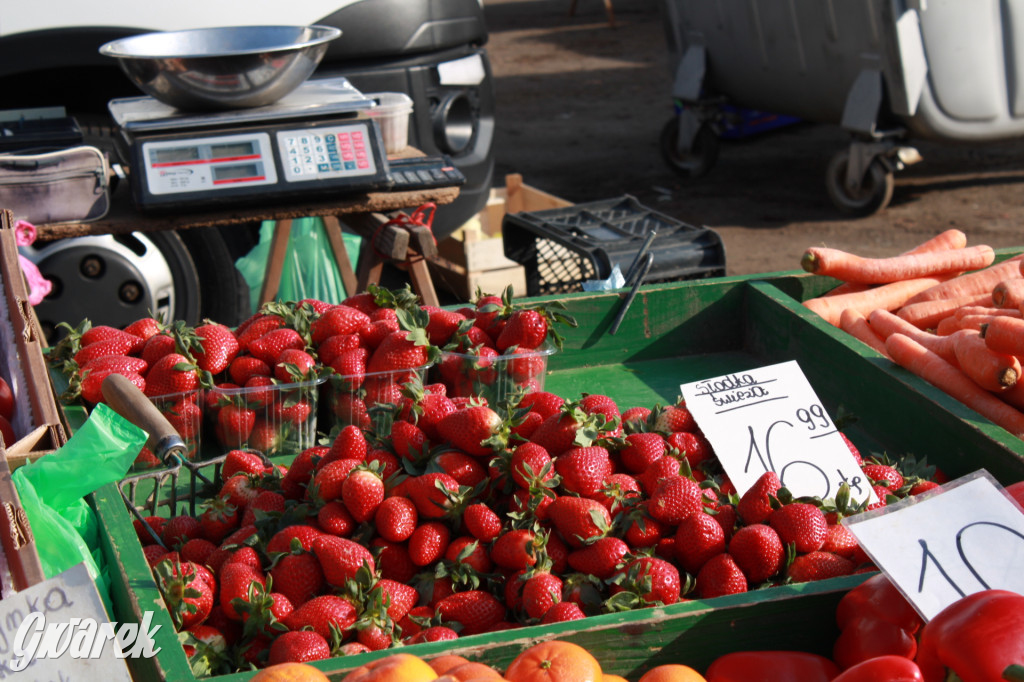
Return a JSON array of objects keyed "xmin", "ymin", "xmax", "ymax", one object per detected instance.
[
  {"xmin": 344, "ymin": 653, "xmax": 439, "ymax": 682},
  {"xmin": 445, "ymin": 662, "xmax": 504, "ymax": 682},
  {"xmin": 431, "ymin": 656, "xmax": 474, "ymax": 675},
  {"xmin": 251, "ymin": 662, "xmax": 330, "ymax": 682},
  {"xmin": 603, "ymin": 675, "xmax": 629, "ymax": 682},
  {"xmin": 504, "ymin": 641, "xmax": 603, "ymax": 682},
  {"xmin": 637, "ymin": 664, "xmax": 706, "ymax": 682}
]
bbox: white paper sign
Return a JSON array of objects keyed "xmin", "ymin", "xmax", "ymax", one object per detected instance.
[
  {"xmin": 680, "ymin": 360, "xmax": 874, "ymax": 503},
  {"xmin": 0, "ymin": 562, "xmax": 135, "ymax": 681},
  {"xmin": 844, "ymin": 470, "xmax": 1024, "ymax": 621}
]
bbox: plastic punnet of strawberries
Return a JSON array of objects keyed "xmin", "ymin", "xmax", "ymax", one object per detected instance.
[{"xmin": 133, "ymin": 296, "xmax": 946, "ymax": 676}]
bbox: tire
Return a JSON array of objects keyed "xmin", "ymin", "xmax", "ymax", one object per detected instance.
[
  {"xmin": 178, "ymin": 228, "xmax": 253, "ymax": 326},
  {"xmin": 826, "ymin": 149, "xmax": 895, "ymax": 216},
  {"xmin": 660, "ymin": 118, "xmax": 720, "ymax": 178}
]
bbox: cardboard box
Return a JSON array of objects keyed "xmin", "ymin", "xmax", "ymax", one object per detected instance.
[
  {"xmin": 0, "ymin": 209, "xmax": 68, "ymax": 469},
  {"xmin": 428, "ymin": 174, "xmax": 572, "ymax": 301}
]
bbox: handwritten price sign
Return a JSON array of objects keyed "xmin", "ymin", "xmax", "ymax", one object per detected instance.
[
  {"xmin": 681, "ymin": 360, "xmax": 874, "ymax": 504},
  {"xmin": 844, "ymin": 470, "xmax": 1024, "ymax": 621}
]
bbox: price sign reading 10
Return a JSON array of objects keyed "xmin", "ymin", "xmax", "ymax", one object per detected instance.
[{"xmin": 680, "ymin": 360, "xmax": 875, "ymax": 504}]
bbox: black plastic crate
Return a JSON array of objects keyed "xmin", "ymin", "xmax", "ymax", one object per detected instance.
[{"xmin": 502, "ymin": 195, "xmax": 727, "ymax": 296}]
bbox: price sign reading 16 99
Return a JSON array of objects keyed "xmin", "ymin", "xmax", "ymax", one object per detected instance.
[{"xmin": 680, "ymin": 360, "xmax": 875, "ymax": 504}]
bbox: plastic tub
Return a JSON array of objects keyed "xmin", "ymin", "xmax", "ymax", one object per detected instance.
[
  {"xmin": 435, "ymin": 344, "xmax": 555, "ymax": 405},
  {"xmin": 366, "ymin": 92, "xmax": 414, "ymax": 154},
  {"xmin": 133, "ymin": 388, "xmax": 204, "ymax": 470},
  {"xmin": 206, "ymin": 377, "xmax": 326, "ymax": 457},
  {"xmin": 325, "ymin": 363, "xmax": 432, "ymax": 436}
]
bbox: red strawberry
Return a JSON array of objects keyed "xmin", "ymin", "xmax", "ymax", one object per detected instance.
[
  {"xmin": 822, "ymin": 523, "xmax": 861, "ymax": 560},
  {"xmin": 217, "ymin": 405, "xmax": 256, "ymax": 448},
  {"xmin": 862, "ymin": 463, "xmax": 904, "ymax": 491},
  {"xmin": 372, "ymin": 538, "xmax": 417, "ymax": 583},
  {"xmin": 223, "ymin": 449, "xmax": 266, "ymax": 478},
  {"xmin": 249, "ymin": 328, "xmax": 305, "ymax": 365},
  {"xmin": 274, "ymin": 348, "xmax": 317, "ymax": 383},
  {"xmin": 74, "ymin": 336, "xmax": 144, "ymax": 367},
  {"xmin": 840, "ymin": 432, "xmax": 863, "ymax": 465},
  {"xmin": 518, "ymin": 391, "xmax": 565, "ymax": 419},
  {"xmin": 464, "ymin": 503, "xmax": 503, "ymax": 543},
  {"xmin": 367, "ymin": 329, "xmax": 434, "ymax": 373},
  {"xmin": 548, "ymin": 496, "xmax": 612, "ymax": 548},
  {"xmin": 153, "ymin": 559, "xmax": 214, "ymax": 630},
  {"xmin": 267, "ymin": 630, "xmax": 330, "ymax": 665},
  {"xmin": 674, "ymin": 510, "xmax": 727, "ymax": 575},
  {"xmin": 695, "ymin": 553, "xmax": 748, "ymax": 598},
  {"xmin": 180, "ymin": 538, "xmax": 217, "ymax": 566},
  {"xmin": 566, "ymin": 536, "xmax": 629, "ymax": 580},
  {"xmin": 266, "ymin": 525, "xmax": 323, "ymax": 555},
  {"xmin": 620, "ymin": 432, "xmax": 666, "ymax": 475},
  {"xmin": 329, "ymin": 348, "xmax": 369, "ymax": 391},
  {"xmin": 647, "ymin": 474, "xmax": 703, "ymax": 525},
  {"xmin": 406, "ymin": 472, "xmax": 461, "ymax": 519},
  {"xmin": 437, "ymin": 405, "xmax": 506, "ymax": 457},
  {"xmin": 240, "ymin": 490, "xmax": 286, "ymax": 526},
  {"xmin": 909, "ymin": 480, "xmax": 941, "ymax": 495},
  {"xmin": 509, "ymin": 442, "xmax": 555, "ymax": 489},
  {"xmin": 737, "ymin": 471, "xmax": 782, "ymax": 524},
  {"xmin": 282, "ymin": 594, "xmax": 357, "ymax": 642},
  {"xmin": 490, "ymin": 529, "xmax": 541, "ymax": 571},
  {"xmin": 555, "ymin": 446, "xmax": 612, "ymax": 497},
  {"xmin": 374, "ymin": 496, "xmax": 418, "ymax": 542},
  {"xmin": 667, "ymin": 431, "xmax": 714, "ymax": 469},
  {"xmin": 445, "ymin": 535, "xmax": 492, "ymax": 574},
  {"xmin": 496, "ymin": 308, "xmax": 548, "ymax": 351},
  {"xmin": 82, "ymin": 353, "xmax": 149, "ymax": 376},
  {"xmin": 409, "ymin": 521, "xmax": 451, "ymax": 567},
  {"xmin": 768, "ymin": 502, "xmax": 829, "ymax": 553},
  {"xmin": 530, "ymin": 403, "xmax": 606, "ymax": 457},
  {"xmin": 312, "ymin": 535, "xmax": 375, "ymax": 586},
  {"xmin": 729, "ymin": 523, "xmax": 784, "ymax": 585},
  {"xmin": 311, "ymin": 305, "xmax": 372, "ymax": 345},
  {"xmin": 163, "ymin": 515, "xmax": 203, "ymax": 547},
  {"xmin": 375, "ymin": 578, "xmax": 419, "ymax": 622},
  {"xmin": 391, "ymin": 420, "xmax": 428, "ymax": 461},
  {"xmin": 434, "ymin": 590, "xmax": 506, "ymax": 636},
  {"xmin": 81, "ymin": 368, "xmax": 145, "ymax": 405},
  {"xmin": 433, "ymin": 451, "xmax": 487, "ymax": 488},
  {"xmin": 198, "ymin": 498, "xmax": 240, "ymax": 544},
  {"xmin": 123, "ymin": 316, "xmax": 163, "ymax": 341},
  {"xmin": 653, "ymin": 404, "xmax": 698, "ymax": 433},
  {"xmin": 141, "ymin": 333, "xmax": 177, "ymax": 366},
  {"xmin": 307, "ymin": 458, "xmax": 361, "ymax": 503},
  {"xmin": 270, "ymin": 550, "xmax": 326, "ymax": 607},
  {"xmin": 162, "ymin": 395, "xmax": 202, "ymax": 441},
  {"xmin": 145, "ymin": 353, "xmax": 199, "ymax": 398},
  {"xmin": 637, "ymin": 455, "xmax": 682, "ymax": 495},
  {"xmin": 611, "ymin": 556, "xmax": 681, "ymax": 606},
  {"xmin": 228, "ymin": 356, "xmax": 272, "ymax": 386},
  {"xmin": 317, "ymin": 500, "xmax": 356, "ymax": 537},
  {"xmin": 541, "ymin": 601, "xmax": 586, "ymax": 624},
  {"xmin": 621, "ymin": 406, "xmax": 652, "ymax": 427},
  {"xmin": 521, "ymin": 572, "xmax": 563, "ymax": 620},
  {"xmin": 317, "ymin": 333, "xmax": 364, "ymax": 367},
  {"xmin": 341, "ymin": 466, "xmax": 385, "ymax": 523},
  {"xmin": 323, "ymin": 423, "xmax": 369, "ymax": 468},
  {"xmin": 424, "ymin": 307, "xmax": 466, "ymax": 346},
  {"xmin": 193, "ymin": 322, "xmax": 239, "ymax": 375},
  {"xmin": 787, "ymin": 550, "xmax": 855, "ymax": 583},
  {"xmin": 218, "ymin": 562, "xmax": 265, "ymax": 621}
]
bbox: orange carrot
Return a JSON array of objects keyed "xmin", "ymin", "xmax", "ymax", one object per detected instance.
[
  {"xmin": 992, "ymin": 278, "xmax": 1024, "ymax": 309},
  {"xmin": 801, "ymin": 245, "xmax": 995, "ymax": 284},
  {"xmin": 935, "ymin": 316, "xmax": 963, "ymax": 336},
  {"xmin": 997, "ymin": 380, "xmax": 1024, "ymax": 411},
  {"xmin": 803, "ymin": 276, "xmax": 951, "ymax": 327},
  {"xmin": 839, "ymin": 309, "xmax": 889, "ymax": 357},
  {"xmin": 896, "ymin": 293, "xmax": 993, "ymax": 330},
  {"xmin": 981, "ymin": 316, "xmax": 1024, "ymax": 357},
  {"xmin": 824, "ymin": 229, "xmax": 968, "ymax": 297},
  {"xmin": 903, "ymin": 254, "xmax": 1024, "ymax": 305},
  {"xmin": 884, "ymin": 333, "xmax": 1024, "ymax": 438},
  {"xmin": 867, "ymin": 309, "xmax": 957, "ymax": 363},
  {"xmin": 951, "ymin": 329, "xmax": 1020, "ymax": 391},
  {"xmin": 957, "ymin": 314, "xmax": 1009, "ymax": 332},
  {"xmin": 954, "ymin": 305, "xmax": 1022, "ymax": 321}
]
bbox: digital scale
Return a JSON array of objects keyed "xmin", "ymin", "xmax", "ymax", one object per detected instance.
[{"xmin": 109, "ymin": 77, "xmax": 393, "ymax": 212}]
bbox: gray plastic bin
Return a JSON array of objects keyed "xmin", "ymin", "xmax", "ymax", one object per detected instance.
[{"xmin": 660, "ymin": 0, "xmax": 1024, "ymax": 215}]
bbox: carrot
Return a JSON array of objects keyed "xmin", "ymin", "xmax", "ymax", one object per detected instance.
[
  {"xmin": 868, "ymin": 309, "xmax": 957, "ymax": 364},
  {"xmin": 884, "ymin": 333, "xmax": 1024, "ymax": 438},
  {"xmin": 824, "ymin": 229, "xmax": 968, "ymax": 297},
  {"xmin": 951, "ymin": 329, "xmax": 1020, "ymax": 391},
  {"xmin": 803, "ymin": 276, "xmax": 951, "ymax": 327},
  {"xmin": 992, "ymin": 278, "xmax": 1024, "ymax": 309},
  {"xmin": 903, "ymin": 254, "xmax": 1024, "ymax": 305},
  {"xmin": 801, "ymin": 244, "xmax": 995, "ymax": 284},
  {"xmin": 997, "ymin": 380, "xmax": 1024, "ymax": 411},
  {"xmin": 981, "ymin": 316, "xmax": 1024, "ymax": 357},
  {"xmin": 935, "ymin": 316, "xmax": 963, "ymax": 336},
  {"xmin": 954, "ymin": 305, "xmax": 1022, "ymax": 321},
  {"xmin": 839, "ymin": 309, "xmax": 889, "ymax": 357},
  {"xmin": 896, "ymin": 293, "xmax": 994, "ymax": 330},
  {"xmin": 957, "ymin": 314, "xmax": 1009, "ymax": 332}
]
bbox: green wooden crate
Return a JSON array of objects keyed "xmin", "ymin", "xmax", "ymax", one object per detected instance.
[{"xmin": 89, "ymin": 272, "xmax": 1024, "ymax": 681}]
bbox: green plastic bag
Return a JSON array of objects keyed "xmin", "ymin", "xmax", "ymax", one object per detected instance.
[
  {"xmin": 12, "ymin": 402, "xmax": 148, "ymax": 610},
  {"xmin": 236, "ymin": 217, "xmax": 363, "ymax": 314}
]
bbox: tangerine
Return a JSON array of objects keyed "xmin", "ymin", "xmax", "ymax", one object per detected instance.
[
  {"xmin": 344, "ymin": 653, "xmax": 439, "ymax": 682},
  {"xmin": 251, "ymin": 662, "xmax": 330, "ymax": 682},
  {"xmin": 430, "ymin": 655, "xmax": 474, "ymax": 675},
  {"xmin": 445, "ymin": 662, "xmax": 505, "ymax": 681},
  {"xmin": 603, "ymin": 675, "xmax": 629, "ymax": 682},
  {"xmin": 637, "ymin": 664, "xmax": 707, "ymax": 682},
  {"xmin": 504, "ymin": 641, "xmax": 603, "ymax": 682}
]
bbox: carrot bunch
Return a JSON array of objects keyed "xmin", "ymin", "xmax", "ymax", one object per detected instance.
[{"xmin": 800, "ymin": 230, "xmax": 1024, "ymax": 439}]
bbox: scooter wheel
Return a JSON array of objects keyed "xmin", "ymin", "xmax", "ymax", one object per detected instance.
[
  {"xmin": 825, "ymin": 149, "xmax": 894, "ymax": 216},
  {"xmin": 659, "ymin": 118, "xmax": 719, "ymax": 178}
]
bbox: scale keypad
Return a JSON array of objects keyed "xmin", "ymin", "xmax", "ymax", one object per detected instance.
[{"xmin": 277, "ymin": 122, "xmax": 377, "ymax": 182}]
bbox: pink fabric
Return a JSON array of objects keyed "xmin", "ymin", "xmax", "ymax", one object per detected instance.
[{"xmin": 13, "ymin": 220, "xmax": 52, "ymax": 305}]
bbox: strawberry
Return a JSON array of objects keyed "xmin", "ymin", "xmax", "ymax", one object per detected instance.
[
  {"xmin": 162, "ymin": 396, "xmax": 202, "ymax": 441},
  {"xmin": 123, "ymin": 316, "xmax": 163, "ymax": 341},
  {"xmin": 391, "ymin": 420, "xmax": 428, "ymax": 461},
  {"xmin": 198, "ymin": 498, "xmax": 240, "ymax": 544},
  {"xmin": 424, "ymin": 307, "xmax": 466, "ymax": 346},
  {"xmin": 518, "ymin": 391, "xmax": 565, "ymax": 420},
  {"xmin": 653, "ymin": 404, "xmax": 698, "ymax": 433},
  {"xmin": 372, "ymin": 538, "xmax": 418, "ymax": 583},
  {"xmin": 490, "ymin": 529, "xmax": 541, "ymax": 571},
  {"xmin": 322, "ymin": 424, "xmax": 369, "ymax": 469},
  {"xmin": 266, "ymin": 525, "xmax": 323, "ymax": 555},
  {"xmin": 180, "ymin": 538, "xmax": 217, "ymax": 566},
  {"xmin": 267, "ymin": 630, "xmax": 330, "ymax": 665},
  {"xmin": 623, "ymin": 504, "xmax": 668, "ymax": 549},
  {"xmin": 409, "ymin": 521, "xmax": 451, "ymax": 567},
  {"xmin": 521, "ymin": 572, "xmax": 563, "ymax": 620},
  {"xmin": 736, "ymin": 471, "xmax": 782, "ymax": 524},
  {"xmin": 620, "ymin": 432, "xmax": 667, "ymax": 475},
  {"xmin": 163, "ymin": 515, "xmax": 203, "ymax": 547},
  {"xmin": 218, "ymin": 562, "xmax": 265, "ymax": 621},
  {"xmin": 317, "ymin": 500, "xmax": 356, "ymax": 537},
  {"xmin": 405, "ymin": 625, "xmax": 459, "ymax": 645},
  {"xmin": 81, "ymin": 368, "xmax": 145, "ymax": 405},
  {"xmin": 910, "ymin": 480, "xmax": 941, "ymax": 495},
  {"xmin": 695, "ymin": 553, "xmax": 748, "ymax": 598},
  {"xmin": 406, "ymin": 472, "xmax": 461, "ymax": 519},
  {"xmin": 436, "ymin": 405, "xmax": 507, "ymax": 457},
  {"xmin": 145, "ymin": 353, "xmax": 199, "ymax": 398},
  {"xmin": 236, "ymin": 313, "xmax": 285, "ymax": 350},
  {"xmin": 372, "ymin": 496, "xmax": 418, "ymax": 542},
  {"xmin": 312, "ymin": 535, "xmax": 375, "ymax": 586},
  {"xmin": 141, "ymin": 333, "xmax": 177, "ymax": 366},
  {"xmin": 667, "ymin": 431, "xmax": 714, "ymax": 470},
  {"xmin": 530, "ymin": 403, "xmax": 608, "ymax": 457},
  {"xmin": 509, "ymin": 442, "xmax": 555, "ymax": 489},
  {"xmin": 362, "ymin": 315, "xmax": 401, "ymax": 350},
  {"xmin": 281, "ymin": 446, "xmax": 325, "ymax": 500},
  {"xmin": 610, "ymin": 556, "xmax": 681, "ymax": 606},
  {"xmin": 434, "ymin": 590, "xmax": 506, "ymax": 636},
  {"xmin": 787, "ymin": 550, "xmax": 855, "ymax": 583},
  {"xmin": 555, "ymin": 446, "xmax": 612, "ymax": 497},
  {"xmin": 270, "ymin": 550, "xmax": 326, "ymax": 607},
  {"xmin": 274, "ymin": 348, "xmax": 317, "ymax": 382},
  {"xmin": 223, "ymin": 449, "xmax": 266, "ymax": 478},
  {"xmin": 317, "ymin": 333, "xmax": 364, "ymax": 367},
  {"xmin": 840, "ymin": 432, "xmax": 863, "ymax": 465},
  {"xmin": 580, "ymin": 393, "xmax": 620, "ymax": 421},
  {"xmin": 228, "ymin": 356, "xmax": 272, "ymax": 386},
  {"xmin": 728, "ymin": 523, "xmax": 784, "ymax": 585},
  {"xmin": 861, "ymin": 463, "xmax": 904, "ymax": 491},
  {"xmin": 541, "ymin": 601, "xmax": 586, "ymax": 624},
  {"xmin": 637, "ymin": 455, "xmax": 682, "ymax": 495},
  {"xmin": 193, "ymin": 322, "xmax": 239, "ymax": 375},
  {"xmin": 647, "ymin": 474, "xmax": 703, "ymax": 525},
  {"xmin": 822, "ymin": 523, "xmax": 861, "ymax": 560},
  {"xmin": 248, "ymin": 328, "xmax": 305, "ymax": 365},
  {"xmin": 74, "ymin": 336, "xmax": 143, "ymax": 367},
  {"xmin": 495, "ymin": 308, "xmax": 548, "ymax": 351},
  {"xmin": 674, "ymin": 510, "xmax": 726, "ymax": 575},
  {"xmin": 341, "ymin": 465, "xmax": 385, "ymax": 523},
  {"xmin": 445, "ymin": 535, "xmax": 492, "ymax": 574},
  {"xmin": 621, "ymin": 406, "xmax": 652, "ymax": 427},
  {"xmin": 375, "ymin": 578, "xmax": 419, "ymax": 623},
  {"xmin": 217, "ymin": 405, "xmax": 256, "ymax": 448},
  {"xmin": 566, "ymin": 536, "xmax": 629, "ymax": 580},
  {"xmin": 282, "ymin": 594, "xmax": 358, "ymax": 642},
  {"xmin": 240, "ymin": 490, "xmax": 286, "ymax": 526},
  {"xmin": 153, "ymin": 559, "xmax": 214, "ymax": 631},
  {"xmin": 367, "ymin": 329, "xmax": 435, "ymax": 373},
  {"xmin": 548, "ymin": 496, "xmax": 612, "ymax": 548},
  {"xmin": 310, "ymin": 305, "xmax": 371, "ymax": 345},
  {"xmin": 711, "ymin": 503, "xmax": 739, "ymax": 543},
  {"xmin": 434, "ymin": 451, "xmax": 487, "ymax": 488},
  {"xmin": 82, "ymin": 353, "xmax": 149, "ymax": 376},
  {"xmin": 307, "ymin": 458, "xmax": 361, "ymax": 504},
  {"xmin": 768, "ymin": 502, "xmax": 829, "ymax": 553},
  {"xmin": 464, "ymin": 502, "xmax": 503, "ymax": 543}
]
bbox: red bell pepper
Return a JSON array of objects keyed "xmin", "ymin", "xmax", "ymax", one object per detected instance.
[
  {"xmin": 833, "ymin": 614, "xmax": 918, "ymax": 670},
  {"xmin": 917, "ymin": 589, "xmax": 1024, "ymax": 682},
  {"xmin": 704, "ymin": 651, "xmax": 840, "ymax": 682},
  {"xmin": 835, "ymin": 573, "xmax": 923, "ymax": 634},
  {"xmin": 833, "ymin": 656, "xmax": 923, "ymax": 682}
]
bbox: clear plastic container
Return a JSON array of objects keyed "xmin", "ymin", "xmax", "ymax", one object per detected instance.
[
  {"xmin": 434, "ymin": 345, "xmax": 556, "ymax": 405},
  {"xmin": 325, "ymin": 363, "xmax": 433, "ymax": 436},
  {"xmin": 366, "ymin": 92, "xmax": 414, "ymax": 154},
  {"xmin": 206, "ymin": 377, "xmax": 326, "ymax": 457},
  {"xmin": 134, "ymin": 388, "xmax": 204, "ymax": 470}
]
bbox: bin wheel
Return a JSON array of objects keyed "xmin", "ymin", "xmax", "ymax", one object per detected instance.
[
  {"xmin": 660, "ymin": 118, "xmax": 719, "ymax": 178},
  {"xmin": 825, "ymin": 149, "xmax": 894, "ymax": 216}
]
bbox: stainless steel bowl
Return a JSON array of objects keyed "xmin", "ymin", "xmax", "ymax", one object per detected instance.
[{"xmin": 99, "ymin": 25, "xmax": 342, "ymax": 111}]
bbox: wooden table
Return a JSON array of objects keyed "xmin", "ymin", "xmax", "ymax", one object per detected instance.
[{"xmin": 34, "ymin": 158, "xmax": 459, "ymax": 308}]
